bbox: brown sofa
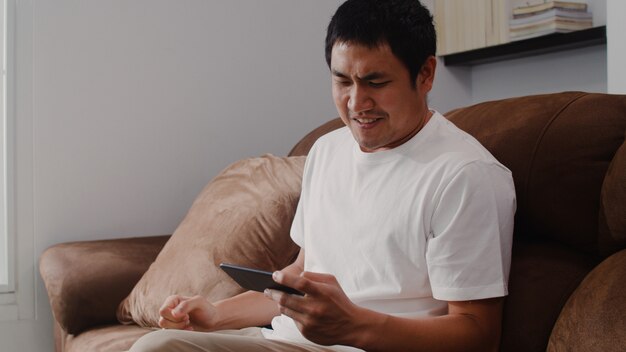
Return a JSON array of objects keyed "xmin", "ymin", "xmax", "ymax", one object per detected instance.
[{"xmin": 40, "ymin": 92, "xmax": 626, "ymax": 352}]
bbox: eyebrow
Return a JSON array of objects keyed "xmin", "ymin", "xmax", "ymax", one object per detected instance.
[{"xmin": 331, "ymin": 69, "xmax": 388, "ymax": 81}]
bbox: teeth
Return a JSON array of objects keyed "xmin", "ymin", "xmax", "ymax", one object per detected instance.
[{"xmin": 355, "ymin": 118, "xmax": 378, "ymax": 124}]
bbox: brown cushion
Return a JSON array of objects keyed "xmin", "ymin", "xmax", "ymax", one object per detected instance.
[
  {"xmin": 547, "ymin": 248, "xmax": 626, "ymax": 352},
  {"xmin": 117, "ymin": 155, "xmax": 304, "ymax": 327},
  {"xmin": 599, "ymin": 140, "xmax": 626, "ymax": 254}
]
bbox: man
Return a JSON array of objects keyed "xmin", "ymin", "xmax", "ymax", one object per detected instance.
[{"xmin": 130, "ymin": 0, "xmax": 515, "ymax": 351}]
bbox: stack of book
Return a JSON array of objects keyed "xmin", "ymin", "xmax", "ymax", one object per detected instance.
[{"xmin": 510, "ymin": 1, "xmax": 593, "ymax": 41}]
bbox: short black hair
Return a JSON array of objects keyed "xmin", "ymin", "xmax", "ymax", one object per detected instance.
[{"xmin": 325, "ymin": 0, "xmax": 436, "ymax": 87}]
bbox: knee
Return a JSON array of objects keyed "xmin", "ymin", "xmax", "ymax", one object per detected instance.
[{"xmin": 129, "ymin": 329, "xmax": 179, "ymax": 352}]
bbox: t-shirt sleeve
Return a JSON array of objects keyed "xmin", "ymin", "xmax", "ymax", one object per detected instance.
[
  {"xmin": 290, "ymin": 145, "xmax": 316, "ymax": 248},
  {"xmin": 290, "ymin": 195, "xmax": 305, "ymax": 248},
  {"xmin": 426, "ymin": 160, "xmax": 516, "ymax": 301}
]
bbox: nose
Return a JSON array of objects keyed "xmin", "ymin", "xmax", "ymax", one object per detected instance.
[{"xmin": 348, "ymin": 85, "xmax": 374, "ymax": 113}]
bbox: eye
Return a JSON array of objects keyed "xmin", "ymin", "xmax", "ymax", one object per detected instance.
[
  {"xmin": 369, "ymin": 81, "xmax": 390, "ymax": 88},
  {"xmin": 334, "ymin": 79, "xmax": 352, "ymax": 87}
]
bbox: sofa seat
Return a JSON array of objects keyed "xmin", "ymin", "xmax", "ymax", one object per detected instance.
[{"xmin": 63, "ymin": 324, "xmax": 152, "ymax": 352}]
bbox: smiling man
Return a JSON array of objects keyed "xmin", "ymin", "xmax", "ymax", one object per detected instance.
[
  {"xmin": 330, "ymin": 42, "xmax": 434, "ymax": 152},
  {"xmin": 129, "ymin": 1, "xmax": 516, "ymax": 351}
]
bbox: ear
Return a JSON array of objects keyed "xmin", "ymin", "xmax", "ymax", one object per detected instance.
[{"xmin": 418, "ymin": 56, "xmax": 437, "ymax": 93}]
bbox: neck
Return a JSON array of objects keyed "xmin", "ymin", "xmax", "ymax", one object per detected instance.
[{"xmin": 382, "ymin": 109, "xmax": 433, "ymax": 151}]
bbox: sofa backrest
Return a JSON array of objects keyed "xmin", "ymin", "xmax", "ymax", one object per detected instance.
[
  {"xmin": 446, "ymin": 92, "xmax": 626, "ymax": 257},
  {"xmin": 288, "ymin": 91, "xmax": 626, "ymax": 352}
]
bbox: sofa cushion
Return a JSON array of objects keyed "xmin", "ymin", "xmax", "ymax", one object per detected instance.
[
  {"xmin": 65, "ymin": 324, "xmax": 153, "ymax": 352},
  {"xmin": 117, "ymin": 154, "xmax": 304, "ymax": 327},
  {"xmin": 599, "ymin": 140, "xmax": 626, "ymax": 254},
  {"xmin": 547, "ymin": 248, "xmax": 626, "ymax": 352}
]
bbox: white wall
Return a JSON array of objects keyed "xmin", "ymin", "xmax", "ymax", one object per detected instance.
[
  {"xmin": 607, "ymin": 0, "xmax": 626, "ymax": 93},
  {"xmin": 33, "ymin": 0, "xmax": 342, "ymax": 247},
  {"xmin": 1, "ymin": 1, "xmax": 343, "ymax": 351},
  {"xmin": 471, "ymin": 45, "xmax": 607, "ymax": 103}
]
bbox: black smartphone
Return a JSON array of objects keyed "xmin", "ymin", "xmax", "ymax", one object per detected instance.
[{"xmin": 219, "ymin": 263, "xmax": 304, "ymax": 296}]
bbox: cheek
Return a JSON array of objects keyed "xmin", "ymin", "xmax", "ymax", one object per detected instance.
[
  {"xmin": 331, "ymin": 85, "xmax": 342, "ymax": 101},
  {"xmin": 375, "ymin": 91, "xmax": 396, "ymax": 109},
  {"xmin": 332, "ymin": 89, "xmax": 348, "ymax": 113},
  {"xmin": 379, "ymin": 91, "xmax": 411, "ymax": 117}
]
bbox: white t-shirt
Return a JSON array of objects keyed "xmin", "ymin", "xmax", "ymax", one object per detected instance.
[{"xmin": 263, "ymin": 112, "xmax": 516, "ymax": 348}]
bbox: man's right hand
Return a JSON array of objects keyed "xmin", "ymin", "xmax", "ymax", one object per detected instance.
[
  {"xmin": 158, "ymin": 295, "xmax": 219, "ymax": 332},
  {"xmin": 156, "ymin": 251, "xmax": 305, "ymax": 332}
]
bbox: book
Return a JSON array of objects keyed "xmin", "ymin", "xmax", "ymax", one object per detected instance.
[
  {"xmin": 512, "ymin": 1, "xmax": 588, "ymax": 16},
  {"xmin": 509, "ymin": 1, "xmax": 592, "ymax": 42},
  {"xmin": 510, "ymin": 8, "xmax": 592, "ymax": 26},
  {"xmin": 509, "ymin": 19, "xmax": 592, "ymax": 41},
  {"xmin": 513, "ymin": 6, "xmax": 591, "ymax": 19},
  {"xmin": 509, "ymin": 27, "xmax": 580, "ymax": 41},
  {"xmin": 510, "ymin": 17, "xmax": 593, "ymax": 32},
  {"xmin": 509, "ymin": 29, "xmax": 559, "ymax": 41}
]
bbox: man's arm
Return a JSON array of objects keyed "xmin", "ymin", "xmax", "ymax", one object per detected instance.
[
  {"xmin": 158, "ymin": 250, "xmax": 306, "ymax": 332},
  {"xmin": 267, "ymin": 268, "xmax": 503, "ymax": 352},
  {"xmin": 355, "ymin": 297, "xmax": 503, "ymax": 352}
]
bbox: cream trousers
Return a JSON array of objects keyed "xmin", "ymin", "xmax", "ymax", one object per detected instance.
[{"xmin": 128, "ymin": 327, "xmax": 361, "ymax": 352}]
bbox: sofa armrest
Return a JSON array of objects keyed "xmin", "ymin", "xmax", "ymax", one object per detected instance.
[{"xmin": 39, "ymin": 235, "xmax": 170, "ymax": 335}]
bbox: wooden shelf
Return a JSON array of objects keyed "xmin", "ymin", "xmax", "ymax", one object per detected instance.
[{"xmin": 441, "ymin": 26, "xmax": 606, "ymax": 66}]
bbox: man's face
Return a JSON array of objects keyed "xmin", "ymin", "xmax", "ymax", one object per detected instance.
[{"xmin": 330, "ymin": 42, "xmax": 435, "ymax": 153}]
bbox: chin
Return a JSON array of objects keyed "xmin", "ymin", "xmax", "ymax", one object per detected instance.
[{"xmin": 356, "ymin": 141, "xmax": 383, "ymax": 152}]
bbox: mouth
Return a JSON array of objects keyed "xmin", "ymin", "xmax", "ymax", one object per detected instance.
[{"xmin": 352, "ymin": 116, "xmax": 384, "ymax": 127}]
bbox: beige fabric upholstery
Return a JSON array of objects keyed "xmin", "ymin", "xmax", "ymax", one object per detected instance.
[{"xmin": 117, "ymin": 155, "xmax": 304, "ymax": 327}]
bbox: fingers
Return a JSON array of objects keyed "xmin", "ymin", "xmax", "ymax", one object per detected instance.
[
  {"xmin": 158, "ymin": 295, "xmax": 199, "ymax": 330},
  {"xmin": 159, "ymin": 315, "xmax": 191, "ymax": 330},
  {"xmin": 273, "ymin": 271, "xmax": 317, "ymax": 297},
  {"xmin": 266, "ymin": 270, "xmax": 340, "ymax": 316},
  {"xmin": 158, "ymin": 295, "xmax": 185, "ymax": 329},
  {"xmin": 171, "ymin": 295, "xmax": 206, "ymax": 316},
  {"xmin": 159, "ymin": 295, "xmax": 184, "ymax": 321},
  {"xmin": 265, "ymin": 288, "xmax": 307, "ymax": 312},
  {"xmin": 267, "ymin": 271, "xmax": 357, "ymax": 346}
]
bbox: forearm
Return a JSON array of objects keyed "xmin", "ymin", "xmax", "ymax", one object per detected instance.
[
  {"xmin": 211, "ymin": 254, "xmax": 304, "ymax": 331},
  {"xmin": 352, "ymin": 309, "xmax": 499, "ymax": 352},
  {"xmin": 212, "ymin": 291, "xmax": 280, "ymax": 331}
]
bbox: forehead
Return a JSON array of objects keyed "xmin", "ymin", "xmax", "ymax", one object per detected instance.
[{"xmin": 330, "ymin": 42, "xmax": 404, "ymax": 76}]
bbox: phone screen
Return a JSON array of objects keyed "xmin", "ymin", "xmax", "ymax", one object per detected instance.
[{"xmin": 219, "ymin": 263, "xmax": 304, "ymax": 296}]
